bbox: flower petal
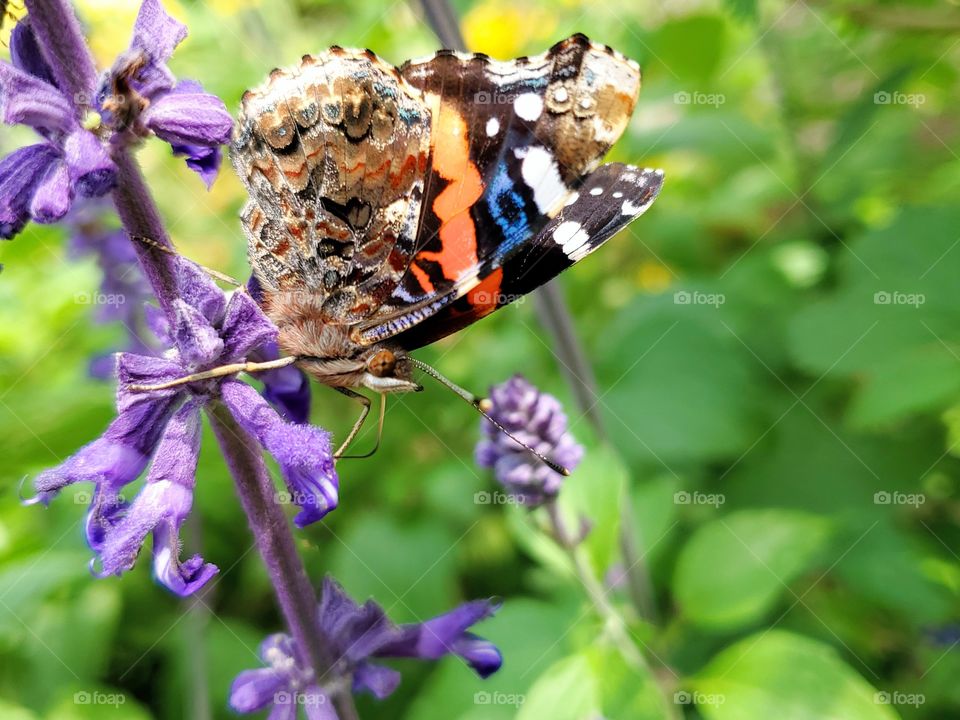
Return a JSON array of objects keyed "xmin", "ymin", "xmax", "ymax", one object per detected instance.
[
  {"xmin": 9, "ymin": 21, "xmax": 57, "ymax": 87},
  {"xmin": 229, "ymin": 668, "xmax": 288, "ymax": 714},
  {"xmin": 64, "ymin": 129, "xmax": 117, "ymax": 198},
  {"xmin": 0, "ymin": 58, "xmax": 74, "ymax": 133},
  {"xmin": 29, "ymin": 159, "xmax": 72, "ymax": 223},
  {"xmin": 258, "ymin": 343, "xmax": 311, "ymax": 424},
  {"xmin": 173, "ymin": 256, "xmax": 226, "ymax": 324},
  {"xmin": 170, "ymin": 142, "xmax": 221, "ymax": 189},
  {"xmin": 352, "ymin": 662, "xmax": 401, "ymax": 700},
  {"xmin": 376, "ymin": 598, "xmax": 502, "ymax": 678},
  {"xmin": 171, "ymin": 298, "xmax": 224, "ymax": 369},
  {"xmin": 130, "ymin": 0, "xmax": 187, "ymax": 97},
  {"xmin": 222, "ymin": 381, "xmax": 338, "ymax": 526},
  {"xmin": 0, "ymin": 143, "xmax": 59, "ymax": 239},
  {"xmin": 116, "ymin": 352, "xmax": 184, "ymax": 409},
  {"xmin": 144, "ymin": 87, "xmax": 233, "ymax": 147},
  {"xmin": 33, "ymin": 384, "xmax": 178, "ymax": 501},
  {"xmin": 96, "ymin": 401, "xmax": 216, "ymax": 595},
  {"xmin": 220, "ymin": 290, "xmax": 278, "ymax": 362},
  {"xmin": 301, "ymin": 687, "xmax": 338, "ymax": 720},
  {"xmin": 318, "ymin": 576, "xmax": 398, "ymax": 661}
]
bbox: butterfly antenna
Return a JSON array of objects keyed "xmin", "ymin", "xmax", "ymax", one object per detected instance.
[
  {"xmin": 407, "ymin": 357, "xmax": 570, "ymax": 476},
  {"xmin": 130, "ymin": 234, "xmax": 244, "ymax": 288}
]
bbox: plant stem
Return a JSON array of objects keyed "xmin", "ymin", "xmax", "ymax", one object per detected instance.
[
  {"xmin": 545, "ymin": 501, "xmax": 679, "ymax": 720},
  {"xmin": 418, "ymin": 0, "xmax": 658, "ymax": 624},
  {"xmin": 208, "ymin": 402, "xmax": 359, "ymax": 720}
]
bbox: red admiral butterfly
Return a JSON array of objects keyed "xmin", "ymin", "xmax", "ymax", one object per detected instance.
[{"xmin": 142, "ymin": 35, "xmax": 663, "ymax": 468}]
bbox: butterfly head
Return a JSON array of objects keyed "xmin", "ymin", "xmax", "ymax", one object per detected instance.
[{"xmin": 295, "ymin": 343, "xmax": 420, "ymax": 394}]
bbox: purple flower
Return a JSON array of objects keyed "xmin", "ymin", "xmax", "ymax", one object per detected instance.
[
  {"xmin": 0, "ymin": 20, "xmax": 116, "ymax": 239},
  {"xmin": 66, "ymin": 202, "xmax": 157, "ymax": 378},
  {"xmin": 229, "ymin": 577, "xmax": 502, "ymax": 715},
  {"xmin": 29, "ymin": 256, "xmax": 338, "ymax": 596},
  {"xmin": 476, "ymin": 375, "xmax": 584, "ymax": 506},
  {"xmin": 96, "ymin": 0, "xmax": 233, "ymax": 187}
]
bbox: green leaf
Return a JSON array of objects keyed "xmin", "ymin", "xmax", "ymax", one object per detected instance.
[
  {"xmin": 692, "ymin": 631, "xmax": 899, "ymax": 720},
  {"xmin": 674, "ymin": 510, "xmax": 831, "ymax": 629},
  {"xmin": 516, "ymin": 654, "xmax": 596, "ymax": 720},
  {"xmin": 517, "ymin": 645, "xmax": 664, "ymax": 720}
]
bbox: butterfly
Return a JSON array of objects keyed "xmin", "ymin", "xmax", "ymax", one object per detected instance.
[{"xmin": 152, "ymin": 34, "xmax": 663, "ymax": 467}]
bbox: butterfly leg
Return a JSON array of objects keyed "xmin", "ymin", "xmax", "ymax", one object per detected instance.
[{"xmin": 333, "ymin": 387, "xmax": 381, "ymax": 459}]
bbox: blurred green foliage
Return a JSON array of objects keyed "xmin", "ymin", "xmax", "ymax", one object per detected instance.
[{"xmin": 1, "ymin": 0, "xmax": 959, "ymax": 718}]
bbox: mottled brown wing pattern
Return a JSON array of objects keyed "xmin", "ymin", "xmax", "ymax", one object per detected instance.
[{"xmin": 231, "ymin": 50, "xmax": 431, "ymax": 327}]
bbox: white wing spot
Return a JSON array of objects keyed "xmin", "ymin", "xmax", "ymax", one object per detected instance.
[
  {"xmin": 613, "ymin": 191, "xmax": 623, "ymax": 198},
  {"xmin": 564, "ymin": 191, "xmax": 580, "ymax": 207},
  {"xmin": 517, "ymin": 146, "xmax": 567, "ymax": 214},
  {"xmin": 622, "ymin": 198, "xmax": 651, "ymax": 215},
  {"xmin": 589, "ymin": 187, "xmax": 603, "ymax": 196},
  {"xmin": 486, "ymin": 117, "xmax": 500, "ymax": 136},
  {"xmin": 514, "ymin": 93, "xmax": 544, "ymax": 121},
  {"xmin": 553, "ymin": 221, "xmax": 589, "ymax": 257}
]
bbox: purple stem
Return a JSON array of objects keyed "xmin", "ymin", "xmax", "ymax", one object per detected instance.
[
  {"xmin": 207, "ymin": 403, "xmax": 358, "ymax": 720},
  {"xmin": 23, "ymin": 1, "xmax": 356, "ymax": 715}
]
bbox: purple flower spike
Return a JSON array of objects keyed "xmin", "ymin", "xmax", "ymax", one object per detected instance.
[
  {"xmin": 230, "ymin": 577, "xmax": 502, "ymax": 715},
  {"xmin": 97, "ymin": 0, "xmax": 233, "ymax": 186},
  {"xmin": 31, "ymin": 254, "xmax": 334, "ymax": 595},
  {"xmin": 0, "ymin": 21, "xmax": 117, "ymax": 239},
  {"xmin": 476, "ymin": 375, "xmax": 584, "ymax": 507}
]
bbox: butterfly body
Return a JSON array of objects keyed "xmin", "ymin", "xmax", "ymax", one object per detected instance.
[{"xmin": 231, "ymin": 35, "xmax": 663, "ymax": 393}]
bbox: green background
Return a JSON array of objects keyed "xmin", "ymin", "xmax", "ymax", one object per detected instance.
[{"xmin": 1, "ymin": 0, "xmax": 959, "ymax": 718}]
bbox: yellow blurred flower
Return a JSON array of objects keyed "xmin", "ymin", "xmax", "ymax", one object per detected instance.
[
  {"xmin": 463, "ymin": 0, "xmax": 558, "ymax": 58},
  {"xmin": 636, "ymin": 260, "xmax": 673, "ymax": 293},
  {"xmin": 207, "ymin": 0, "xmax": 261, "ymax": 17}
]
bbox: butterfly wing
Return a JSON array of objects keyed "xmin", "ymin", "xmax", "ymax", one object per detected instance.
[
  {"xmin": 386, "ymin": 163, "xmax": 663, "ymax": 349},
  {"xmin": 353, "ymin": 34, "xmax": 652, "ymax": 345},
  {"xmin": 231, "ymin": 50, "xmax": 431, "ymax": 326}
]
